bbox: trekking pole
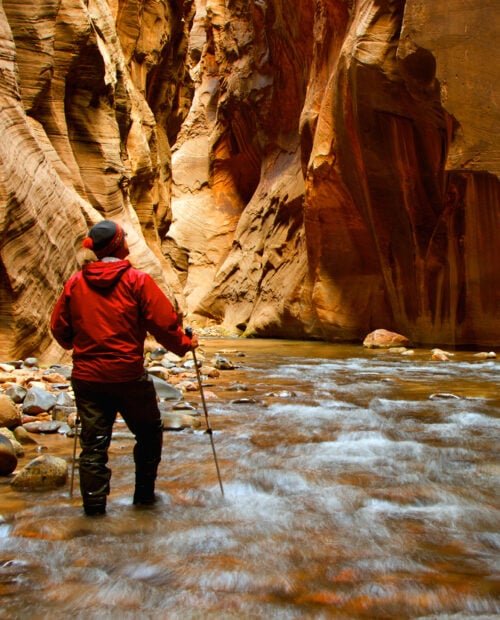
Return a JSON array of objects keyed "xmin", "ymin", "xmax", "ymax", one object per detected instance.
[
  {"xmin": 185, "ymin": 328, "xmax": 224, "ymax": 496},
  {"xmin": 69, "ymin": 414, "xmax": 80, "ymax": 498}
]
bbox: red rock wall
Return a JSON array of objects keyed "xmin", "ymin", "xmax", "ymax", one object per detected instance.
[{"xmin": 172, "ymin": 0, "xmax": 498, "ymax": 346}]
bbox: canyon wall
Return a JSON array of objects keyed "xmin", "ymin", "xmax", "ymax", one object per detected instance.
[
  {"xmin": 0, "ymin": 1, "xmax": 498, "ymax": 358},
  {"xmin": 171, "ymin": 0, "xmax": 499, "ymax": 345}
]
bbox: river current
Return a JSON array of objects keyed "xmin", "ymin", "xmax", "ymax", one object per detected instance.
[{"xmin": 1, "ymin": 339, "xmax": 499, "ymax": 619}]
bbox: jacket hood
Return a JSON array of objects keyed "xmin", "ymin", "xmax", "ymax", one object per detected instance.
[{"xmin": 82, "ymin": 260, "xmax": 131, "ymax": 289}]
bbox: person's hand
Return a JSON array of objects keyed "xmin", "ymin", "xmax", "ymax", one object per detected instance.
[{"xmin": 184, "ymin": 327, "xmax": 198, "ymax": 349}]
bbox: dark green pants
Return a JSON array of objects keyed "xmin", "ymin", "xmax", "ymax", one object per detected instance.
[{"xmin": 72, "ymin": 373, "xmax": 163, "ymax": 508}]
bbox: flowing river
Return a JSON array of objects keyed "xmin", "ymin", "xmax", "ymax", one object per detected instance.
[{"xmin": 1, "ymin": 339, "xmax": 499, "ymax": 619}]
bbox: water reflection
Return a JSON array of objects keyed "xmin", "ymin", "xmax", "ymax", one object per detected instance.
[{"xmin": 1, "ymin": 339, "xmax": 498, "ymax": 618}]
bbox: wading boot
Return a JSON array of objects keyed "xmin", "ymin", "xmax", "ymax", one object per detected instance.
[
  {"xmin": 133, "ymin": 477, "xmax": 156, "ymax": 507},
  {"xmin": 83, "ymin": 499, "xmax": 106, "ymax": 516}
]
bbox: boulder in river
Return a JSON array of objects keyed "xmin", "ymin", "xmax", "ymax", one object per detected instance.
[
  {"xmin": 11, "ymin": 454, "xmax": 68, "ymax": 490},
  {"xmin": 363, "ymin": 329, "xmax": 410, "ymax": 349}
]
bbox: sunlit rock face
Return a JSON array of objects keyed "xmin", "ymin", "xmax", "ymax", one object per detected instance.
[
  {"xmin": 0, "ymin": 0, "xmax": 498, "ymax": 356},
  {"xmin": 0, "ymin": 0, "xmax": 194, "ymax": 359},
  {"xmin": 170, "ymin": 0, "xmax": 498, "ymax": 346},
  {"xmin": 168, "ymin": 0, "xmax": 318, "ymax": 338}
]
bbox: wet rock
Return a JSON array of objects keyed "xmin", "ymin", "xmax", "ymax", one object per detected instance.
[
  {"xmin": 55, "ymin": 391, "xmax": 75, "ymax": 407},
  {"xmin": 147, "ymin": 366, "xmax": 171, "ymax": 381},
  {"xmin": 21, "ymin": 413, "xmax": 51, "ymax": 425},
  {"xmin": 149, "ymin": 347, "xmax": 167, "ymax": 360},
  {"xmin": 0, "ymin": 433, "xmax": 17, "ymax": 475},
  {"xmin": 48, "ymin": 364, "xmax": 73, "ymax": 379},
  {"xmin": 0, "ymin": 428, "xmax": 24, "ymax": 457},
  {"xmin": 42, "ymin": 372, "xmax": 68, "ymax": 384},
  {"xmin": 0, "ymin": 394, "xmax": 21, "ymax": 428},
  {"xmin": 57, "ymin": 423, "xmax": 71, "ymax": 435},
  {"xmin": 0, "ymin": 363, "xmax": 16, "ymax": 372},
  {"xmin": 160, "ymin": 359, "xmax": 176, "ymax": 369},
  {"xmin": 4, "ymin": 384, "xmax": 27, "ymax": 403},
  {"xmin": 227, "ymin": 383, "xmax": 249, "ymax": 391},
  {"xmin": 164, "ymin": 352, "xmax": 183, "ymax": 363},
  {"xmin": 265, "ymin": 390, "xmax": 297, "ymax": 398},
  {"xmin": 214, "ymin": 355, "xmax": 235, "ymax": 370},
  {"xmin": 12, "ymin": 425, "xmax": 39, "ymax": 445},
  {"xmin": 150, "ymin": 375, "xmax": 183, "ymax": 401},
  {"xmin": 431, "ymin": 348, "xmax": 453, "ymax": 361},
  {"xmin": 23, "ymin": 357, "xmax": 38, "ymax": 368},
  {"xmin": 23, "ymin": 420, "xmax": 61, "ymax": 434},
  {"xmin": 231, "ymin": 397, "xmax": 259, "ymax": 405},
  {"xmin": 161, "ymin": 411, "xmax": 201, "ymax": 431},
  {"xmin": 429, "ymin": 393, "xmax": 461, "ymax": 400},
  {"xmin": 473, "ymin": 351, "xmax": 497, "ymax": 359},
  {"xmin": 22, "ymin": 387, "xmax": 57, "ymax": 414},
  {"xmin": 27, "ymin": 380, "xmax": 47, "ymax": 391},
  {"xmin": 178, "ymin": 380, "xmax": 198, "ymax": 392},
  {"xmin": 51, "ymin": 405, "xmax": 77, "ymax": 423},
  {"xmin": 7, "ymin": 361, "xmax": 23, "ymax": 369},
  {"xmin": 172, "ymin": 401, "xmax": 197, "ymax": 411},
  {"xmin": 363, "ymin": 329, "xmax": 410, "ymax": 349},
  {"xmin": 11, "ymin": 455, "xmax": 68, "ymax": 490},
  {"xmin": 202, "ymin": 366, "xmax": 220, "ymax": 378},
  {"xmin": 0, "ymin": 371, "xmax": 16, "ymax": 383},
  {"xmin": 67, "ymin": 411, "xmax": 78, "ymax": 428}
]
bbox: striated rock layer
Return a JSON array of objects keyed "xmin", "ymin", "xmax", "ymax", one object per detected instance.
[
  {"xmin": 0, "ymin": 0, "xmax": 498, "ymax": 356},
  {"xmin": 0, "ymin": 0, "xmax": 195, "ymax": 359}
]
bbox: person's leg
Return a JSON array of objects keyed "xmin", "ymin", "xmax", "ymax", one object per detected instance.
[
  {"xmin": 117, "ymin": 373, "xmax": 163, "ymax": 505},
  {"xmin": 72, "ymin": 379, "xmax": 117, "ymax": 515}
]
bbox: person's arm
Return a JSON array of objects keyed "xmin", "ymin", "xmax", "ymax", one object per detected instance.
[{"xmin": 138, "ymin": 273, "xmax": 196, "ymax": 357}]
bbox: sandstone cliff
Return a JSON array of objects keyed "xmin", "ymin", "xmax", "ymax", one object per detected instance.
[
  {"xmin": 171, "ymin": 0, "xmax": 499, "ymax": 346},
  {"xmin": 0, "ymin": 1, "xmax": 498, "ymax": 358}
]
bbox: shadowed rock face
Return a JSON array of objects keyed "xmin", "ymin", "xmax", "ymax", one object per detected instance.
[{"xmin": 0, "ymin": 1, "xmax": 498, "ymax": 356}]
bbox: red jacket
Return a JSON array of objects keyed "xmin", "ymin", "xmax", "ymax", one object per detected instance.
[{"xmin": 50, "ymin": 260, "xmax": 192, "ymax": 382}]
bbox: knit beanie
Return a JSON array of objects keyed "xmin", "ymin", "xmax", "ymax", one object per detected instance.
[{"xmin": 82, "ymin": 220, "xmax": 125, "ymax": 259}]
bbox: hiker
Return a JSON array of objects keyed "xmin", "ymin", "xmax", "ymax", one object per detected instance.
[{"xmin": 50, "ymin": 220, "xmax": 198, "ymax": 516}]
